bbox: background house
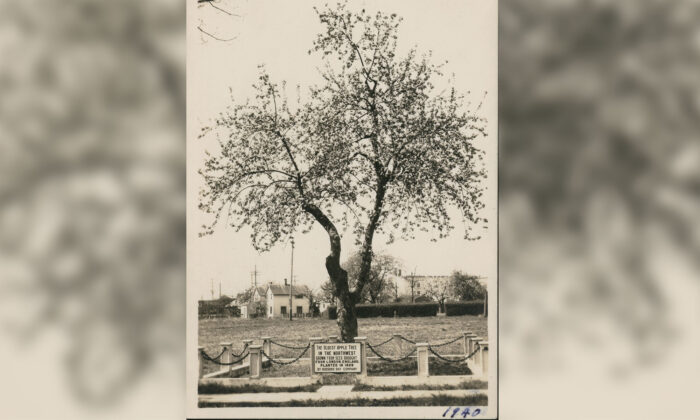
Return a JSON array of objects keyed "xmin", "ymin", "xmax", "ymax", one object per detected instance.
[
  {"xmin": 266, "ymin": 280, "xmax": 310, "ymax": 318},
  {"xmin": 237, "ymin": 286, "xmax": 267, "ymax": 319},
  {"xmin": 397, "ymin": 275, "xmax": 451, "ymax": 299}
]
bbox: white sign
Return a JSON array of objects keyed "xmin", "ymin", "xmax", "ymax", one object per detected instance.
[{"xmin": 313, "ymin": 343, "xmax": 362, "ymax": 373}]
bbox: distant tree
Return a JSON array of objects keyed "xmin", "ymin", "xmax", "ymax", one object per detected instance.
[
  {"xmin": 303, "ymin": 288, "xmax": 321, "ymax": 316},
  {"xmin": 253, "ymin": 298, "xmax": 267, "ymax": 318},
  {"xmin": 424, "ymin": 278, "xmax": 452, "ymax": 312},
  {"xmin": 406, "ymin": 274, "xmax": 420, "ymax": 303},
  {"xmin": 199, "ymin": 3, "xmax": 487, "ymax": 341},
  {"xmin": 451, "ymin": 271, "xmax": 486, "ymax": 301},
  {"xmin": 320, "ymin": 280, "xmax": 336, "ymax": 305},
  {"xmin": 391, "ymin": 279, "xmax": 399, "ymax": 301},
  {"xmin": 236, "ymin": 287, "xmax": 255, "ymax": 304},
  {"xmin": 343, "ymin": 250, "xmax": 401, "ymax": 304}
]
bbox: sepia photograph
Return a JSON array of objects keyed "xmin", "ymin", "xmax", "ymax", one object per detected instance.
[
  {"xmin": 186, "ymin": 0, "xmax": 497, "ymax": 417},
  {"xmin": 3, "ymin": 1, "xmax": 700, "ymax": 419}
]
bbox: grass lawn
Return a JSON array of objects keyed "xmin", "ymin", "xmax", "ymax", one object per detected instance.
[
  {"xmin": 199, "ymin": 382, "xmax": 322, "ymax": 394},
  {"xmin": 352, "ymin": 379, "xmax": 487, "ymax": 391},
  {"xmin": 199, "ymin": 315, "xmax": 486, "ymax": 377},
  {"xmin": 367, "ymin": 358, "xmax": 473, "ymax": 376},
  {"xmin": 199, "ymin": 394, "xmax": 488, "ymax": 407}
]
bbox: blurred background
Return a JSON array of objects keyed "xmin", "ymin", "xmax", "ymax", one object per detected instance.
[
  {"xmin": 0, "ymin": 0, "xmax": 184, "ymax": 418},
  {"xmin": 0, "ymin": 0, "xmax": 698, "ymax": 419}
]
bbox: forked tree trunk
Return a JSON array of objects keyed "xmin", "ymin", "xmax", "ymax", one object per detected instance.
[
  {"xmin": 323, "ymin": 239, "xmax": 358, "ymax": 342},
  {"xmin": 304, "ymin": 203, "xmax": 358, "ymax": 342}
]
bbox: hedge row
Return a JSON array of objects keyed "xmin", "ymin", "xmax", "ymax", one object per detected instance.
[
  {"xmin": 325, "ymin": 303, "xmax": 439, "ymax": 318},
  {"xmin": 445, "ymin": 301, "xmax": 485, "ymax": 316},
  {"xmin": 198, "ymin": 306, "xmax": 240, "ymax": 318},
  {"xmin": 323, "ymin": 301, "xmax": 485, "ymax": 318},
  {"xmin": 357, "ymin": 302, "xmax": 439, "ymax": 317}
]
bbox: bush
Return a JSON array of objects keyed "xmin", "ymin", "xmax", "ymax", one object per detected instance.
[
  {"xmin": 355, "ymin": 302, "xmax": 438, "ymax": 318},
  {"xmin": 444, "ymin": 301, "xmax": 484, "ymax": 316},
  {"xmin": 322, "ymin": 306, "xmax": 337, "ymax": 320},
  {"xmin": 198, "ymin": 305, "xmax": 239, "ymax": 318}
]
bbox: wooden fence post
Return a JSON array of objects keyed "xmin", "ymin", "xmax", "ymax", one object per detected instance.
[
  {"xmin": 479, "ymin": 341, "xmax": 489, "ymax": 376},
  {"xmin": 416, "ymin": 343, "xmax": 429, "ymax": 377},
  {"xmin": 248, "ymin": 345, "xmax": 262, "ymax": 379},
  {"xmin": 261, "ymin": 336, "xmax": 272, "ymax": 359},
  {"xmin": 471, "ymin": 337, "xmax": 483, "ymax": 375},
  {"xmin": 354, "ymin": 336, "xmax": 368, "ymax": 378},
  {"xmin": 465, "ymin": 333, "xmax": 478, "ymax": 356},
  {"xmin": 220, "ymin": 342, "xmax": 232, "ymax": 374},
  {"xmin": 242, "ymin": 339, "xmax": 254, "ymax": 373}
]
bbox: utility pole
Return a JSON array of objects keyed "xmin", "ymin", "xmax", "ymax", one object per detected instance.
[
  {"xmin": 289, "ymin": 237, "xmax": 294, "ymax": 321},
  {"xmin": 410, "ymin": 267, "xmax": 417, "ymax": 303},
  {"xmin": 251, "ymin": 265, "xmax": 258, "ymax": 289},
  {"xmin": 210, "ymin": 278, "xmax": 214, "ymax": 300}
]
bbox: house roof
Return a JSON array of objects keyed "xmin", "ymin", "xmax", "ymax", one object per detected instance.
[
  {"xmin": 255, "ymin": 286, "xmax": 266, "ymax": 296},
  {"xmin": 267, "ymin": 283, "xmax": 310, "ymax": 296}
]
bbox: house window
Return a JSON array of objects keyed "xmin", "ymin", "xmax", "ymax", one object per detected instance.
[
  {"xmin": 269, "ymin": 307, "xmax": 272, "ymax": 315},
  {"xmin": 281, "ymin": 306, "xmax": 287, "ymax": 315},
  {"xmin": 296, "ymin": 306, "xmax": 302, "ymax": 315}
]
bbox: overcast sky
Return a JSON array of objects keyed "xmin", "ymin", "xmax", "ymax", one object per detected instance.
[{"xmin": 187, "ymin": 0, "xmax": 497, "ymax": 300}]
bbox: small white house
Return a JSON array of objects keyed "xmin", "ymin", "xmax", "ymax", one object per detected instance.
[{"xmin": 265, "ymin": 281, "xmax": 310, "ymax": 318}]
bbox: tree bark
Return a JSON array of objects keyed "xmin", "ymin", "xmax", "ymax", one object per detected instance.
[
  {"xmin": 354, "ymin": 181, "xmax": 387, "ymax": 301},
  {"xmin": 303, "ymin": 203, "xmax": 358, "ymax": 342}
]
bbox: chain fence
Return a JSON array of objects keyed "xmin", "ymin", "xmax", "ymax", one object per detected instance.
[
  {"xmin": 368, "ymin": 336, "xmax": 394, "ymax": 348},
  {"xmin": 201, "ymin": 347, "xmax": 227, "ymax": 361},
  {"xmin": 230, "ymin": 343, "xmax": 249, "ymax": 358},
  {"xmin": 262, "ymin": 344, "xmax": 311, "ymax": 365},
  {"xmin": 366, "ymin": 342, "xmax": 417, "ymax": 362},
  {"xmin": 428, "ymin": 345, "xmax": 480, "ymax": 364},
  {"xmin": 428, "ymin": 336, "xmax": 463, "ymax": 348},
  {"xmin": 201, "ymin": 335, "xmax": 475, "ymax": 369},
  {"xmin": 393, "ymin": 334, "xmax": 417, "ymax": 345},
  {"xmin": 200, "ymin": 349, "xmax": 250, "ymax": 366},
  {"xmin": 269, "ymin": 340, "xmax": 310, "ymax": 350}
]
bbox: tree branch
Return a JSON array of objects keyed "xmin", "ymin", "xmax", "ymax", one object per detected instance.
[{"xmin": 197, "ymin": 25, "xmax": 238, "ymax": 42}]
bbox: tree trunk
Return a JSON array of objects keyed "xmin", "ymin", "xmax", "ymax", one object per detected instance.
[
  {"xmin": 333, "ymin": 273, "xmax": 358, "ymax": 342},
  {"xmin": 354, "ymin": 181, "xmax": 387, "ymax": 300},
  {"xmin": 304, "ymin": 203, "xmax": 358, "ymax": 342}
]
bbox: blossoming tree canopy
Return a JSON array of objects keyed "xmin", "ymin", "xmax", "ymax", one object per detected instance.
[{"xmin": 199, "ymin": 3, "xmax": 488, "ymax": 341}]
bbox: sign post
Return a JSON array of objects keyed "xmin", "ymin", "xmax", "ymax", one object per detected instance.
[{"xmin": 312, "ymin": 342, "xmax": 362, "ymax": 374}]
